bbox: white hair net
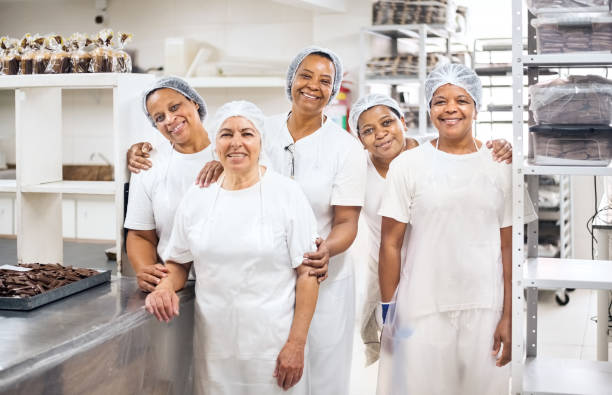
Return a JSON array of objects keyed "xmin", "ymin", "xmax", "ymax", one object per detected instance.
[
  {"xmin": 142, "ymin": 76, "xmax": 207, "ymax": 127},
  {"xmin": 212, "ymin": 100, "xmax": 266, "ymax": 138},
  {"xmin": 424, "ymin": 63, "xmax": 482, "ymax": 112},
  {"xmin": 286, "ymin": 46, "xmax": 343, "ymax": 105},
  {"xmin": 348, "ymin": 93, "xmax": 403, "ymax": 136}
]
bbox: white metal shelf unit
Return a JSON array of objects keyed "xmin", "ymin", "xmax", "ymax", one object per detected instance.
[
  {"xmin": 511, "ymin": 1, "xmax": 612, "ymax": 394},
  {"xmin": 358, "ymin": 24, "xmax": 452, "ymax": 136},
  {"xmin": 0, "ymin": 73, "xmax": 155, "ymax": 273}
]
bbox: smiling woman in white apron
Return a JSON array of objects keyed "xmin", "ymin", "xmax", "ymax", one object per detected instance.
[
  {"xmin": 377, "ymin": 64, "xmax": 514, "ymax": 395},
  {"xmin": 124, "ymin": 77, "xmax": 214, "ymax": 292},
  {"xmin": 144, "ymin": 101, "xmax": 320, "ymax": 395}
]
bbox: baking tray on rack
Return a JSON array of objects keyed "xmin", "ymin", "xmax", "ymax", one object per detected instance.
[{"xmin": 0, "ymin": 269, "xmax": 111, "ymax": 311}]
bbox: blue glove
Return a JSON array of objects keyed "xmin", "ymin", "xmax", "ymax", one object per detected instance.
[
  {"xmin": 381, "ymin": 303, "xmax": 390, "ymax": 323},
  {"xmin": 375, "ymin": 301, "xmax": 395, "ymax": 328}
]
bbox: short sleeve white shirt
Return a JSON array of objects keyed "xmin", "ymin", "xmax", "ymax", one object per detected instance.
[
  {"xmin": 264, "ymin": 113, "xmax": 367, "ymax": 281},
  {"xmin": 124, "ymin": 144, "xmax": 214, "ymax": 261}
]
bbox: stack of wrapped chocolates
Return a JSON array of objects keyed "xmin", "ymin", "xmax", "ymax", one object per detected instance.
[
  {"xmin": 366, "ymin": 53, "xmax": 448, "ymax": 78},
  {"xmin": 0, "ymin": 29, "xmax": 132, "ymax": 76},
  {"xmin": 0, "ymin": 263, "xmax": 99, "ymax": 298},
  {"xmin": 372, "ymin": 0, "xmax": 455, "ymax": 27},
  {"xmin": 527, "ymin": 0, "xmax": 608, "ymax": 13}
]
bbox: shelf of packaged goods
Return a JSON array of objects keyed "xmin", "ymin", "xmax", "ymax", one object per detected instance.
[
  {"xmin": 525, "ymin": 257, "xmax": 612, "ymax": 290},
  {"xmin": 0, "ymin": 179, "xmax": 16, "ymax": 193},
  {"xmin": 363, "ymin": 24, "xmax": 451, "ymax": 40},
  {"xmin": 522, "ymin": 53, "xmax": 612, "ymax": 67},
  {"xmin": 530, "ymin": 6, "xmax": 609, "ymax": 15},
  {"xmin": 523, "ymin": 162, "xmax": 612, "ymax": 176},
  {"xmin": 0, "ymin": 73, "xmax": 152, "ymax": 90},
  {"xmin": 523, "ymin": 357, "xmax": 612, "ymax": 394},
  {"xmin": 185, "ymin": 76, "xmax": 285, "ymax": 89},
  {"xmin": 20, "ymin": 181, "xmax": 115, "ymax": 195}
]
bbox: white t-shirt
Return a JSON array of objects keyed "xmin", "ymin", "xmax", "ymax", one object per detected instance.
[
  {"xmin": 379, "ymin": 142, "xmax": 513, "ymax": 317},
  {"xmin": 124, "ymin": 143, "xmax": 214, "ymax": 261},
  {"xmin": 264, "ymin": 113, "xmax": 367, "ymax": 281}
]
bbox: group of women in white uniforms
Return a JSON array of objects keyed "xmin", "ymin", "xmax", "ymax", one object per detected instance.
[{"xmin": 124, "ymin": 44, "xmax": 524, "ymax": 395}]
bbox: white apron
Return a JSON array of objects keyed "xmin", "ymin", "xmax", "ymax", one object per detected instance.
[
  {"xmin": 377, "ymin": 142, "xmax": 510, "ymax": 394},
  {"xmin": 191, "ymin": 177, "xmax": 309, "ymax": 395}
]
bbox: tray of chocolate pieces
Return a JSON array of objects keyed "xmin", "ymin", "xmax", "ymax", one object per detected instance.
[{"xmin": 0, "ymin": 263, "xmax": 110, "ymax": 310}]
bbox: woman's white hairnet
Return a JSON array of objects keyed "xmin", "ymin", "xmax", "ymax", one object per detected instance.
[
  {"xmin": 142, "ymin": 76, "xmax": 207, "ymax": 127},
  {"xmin": 286, "ymin": 46, "xmax": 343, "ymax": 104},
  {"xmin": 213, "ymin": 100, "xmax": 266, "ymax": 138},
  {"xmin": 424, "ymin": 63, "xmax": 482, "ymax": 112},
  {"xmin": 348, "ymin": 93, "xmax": 403, "ymax": 136}
]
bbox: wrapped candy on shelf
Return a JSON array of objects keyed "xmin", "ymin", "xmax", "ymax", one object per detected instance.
[
  {"xmin": 110, "ymin": 32, "xmax": 132, "ymax": 73},
  {"xmin": 1, "ymin": 38, "xmax": 21, "ymax": 75},
  {"xmin": 89, "ymin": 29, "xmax": 113, "ymax": 73},
  {"xmin": 33, "ymin": 36, "xmax": 56, "ymax": 74},
  {"xmin": 70, "ymin": 33, "xmax": 92, "ymax": 73},
  {"xmin": 18, "ymin": 33, "xmax": 35, "ymax": 75},
  {"xmin": 45, "ymin": 35, "xmax": 71, "ymax": 74}
]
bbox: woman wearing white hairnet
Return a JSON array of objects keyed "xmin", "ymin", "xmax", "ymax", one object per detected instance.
[
  {"xmin": 124, "ymin": 76, "xmax": 214, "ymax": 292},
  {"xmin": 145, "ymin": 101, "xmax": 320, "ymax": 395},
  {"xmin": 376, "ymin": 63, "xmax": 514, "ymax": 394},
  {"xmin": 261, "ymin": 46, "xmax": 366, "ymax": 395},
  {"xmin": 349, "ymin": 94, "xmax": 524, "ymax": 366}
]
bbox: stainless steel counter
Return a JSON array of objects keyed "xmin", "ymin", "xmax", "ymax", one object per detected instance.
[{"xmin": 0, "ymin": 277, "xmax": 195, "ymax": 395}]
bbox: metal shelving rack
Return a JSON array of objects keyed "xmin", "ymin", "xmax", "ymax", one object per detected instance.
[
  {"xmin": 358, "ymin": 23, "xmax": 452, "ymax": 136},
  {"xmin": 511, "ymin": 0, "xmax": 612, "ymax": 393}
]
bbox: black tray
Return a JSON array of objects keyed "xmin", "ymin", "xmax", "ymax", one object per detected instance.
[
  {"xmin": 530, "ymin": 124, "xmax": 612, "ymax": 134},
  {"xmin": 0, "ymin": 269, "xmax": 111, "ymax": 311}
]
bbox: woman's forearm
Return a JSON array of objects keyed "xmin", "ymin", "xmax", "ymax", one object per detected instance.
[
  {"xmin": 379, "ymin": 217, "xmax": 406, "ymax": 302},
  {"xmin": 157, "ymin": 262, "xmax": 191, "ymax": 292},
  {"xmin": 126, "ymin": 230, "xmax": 159, "ymax": 273},
  {"xmin": 326, "ymin": 206, "xmax": 361, "ymax": 258},
  {"xmin": 287, "ymin": 267, "xmax": 319, "ymax": 345},
  {"xmin": 500, "ymin": 227, "xmax": 512, "ymax": 317}
]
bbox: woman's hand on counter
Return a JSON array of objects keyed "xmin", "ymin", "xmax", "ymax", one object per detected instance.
[
  {"xmin": 127, "ymin": 142, "xmax": 153, "ymax": 173},
  {"xmin": 274, "ymin": 339, "xmax": 305, "ymax": 390},
  {"xmin": 303, "ymin": 237, "xmax": 329, "ymax": 283},
  {"xmin": 136, "ymin": 263, "xmax": 168, "ymax": 293},
  {"xmin": 196, "ymin": 160, "xmax": 224, "ymax": 187},
  {"xmin": 144, "ymin": 285, "xmax": 179, "ymax": 323}
]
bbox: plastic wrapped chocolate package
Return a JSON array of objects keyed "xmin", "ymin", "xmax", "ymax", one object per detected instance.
[
  {"xmin": 0, "ymin": 29, "xmax": 133, "ymax": 75},
  {"xmin": 532, "ymin": 14, "xmax": 612, "ymax": 54},
  {"xmin": 372, "ymin": 0, "xmax": 457, "ymax": 29},
  {"xmin": 529, "ymin": 124, "xmax": 612, "ymax": 166},
  {"xmin": 527, "ymin": 0, "xmax": 609, "ymax": 15},
  {"xmin": 70, "ymin": 33, "xmax": 92, "ymax": 73},
  {"xmin": 529, "ymin": 75, "xmax": 612, "ymax": 125},
  {"xmin": 46, "ymin": 35, "xmax": 71, "ymax": 74}
]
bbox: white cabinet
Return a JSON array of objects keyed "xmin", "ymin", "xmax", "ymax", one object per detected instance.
[
  {"xmin": 62, "ymin": 198, "xmax": 75, "ymax": 239},
  {"xmin": 0, "ymin": 73, "xmax": 155, "ymax": 272}
]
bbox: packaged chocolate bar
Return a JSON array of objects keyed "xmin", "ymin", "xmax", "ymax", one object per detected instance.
[
  {"xmin": 1, "ymin": 38, "xmax": 20, "ymax": 75},
  {"xmin": 33, "ymin": 36, "xmax": 53, "ymax": 74},
  {"xmin": 89, "ymin": 29, "xmax": 113, "ymax": 73},
  {"xmin": 110, "ymin": 32, "xmax": 132, "ymax": 73},
  {"xmin": 19, "ymin": 33, "xmax": 34, "ymax": 75},
  {"xmin": 45, "ymin": 35, "xmax": 71, "ymax": 74},
  {"xmin": 0, "ymin": 37, "xmax": 7, "ymax": 75},
  {"xmin": 70, "ymin": 33, "xmax": 92, "ymax": 73}
]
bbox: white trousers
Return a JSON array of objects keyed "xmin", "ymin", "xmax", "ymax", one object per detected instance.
[
  {"xmin": 308, "ymin": 275, "xmax": 355, "ymax": 395},
  {"xmin": 377, "ymin": 309, "xmax": 510, "ymax": 395}
]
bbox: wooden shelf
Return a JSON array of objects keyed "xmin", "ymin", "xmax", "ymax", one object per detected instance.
[{"xmin": 20, "ymin": 181, "xmax": 115, "ymax": 195}]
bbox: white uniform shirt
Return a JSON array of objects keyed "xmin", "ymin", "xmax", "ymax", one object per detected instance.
[
  {"xmin": 379, "ymin": 142, "xmax": 513, "ymax": 317},
  {"xmin": 163, "ymin": 171, "xmax": 317, "ymax": 378},
  {"xmin": 264, "ymin": 113, "xmax": 367, "ymax": 281},
  {"xmin": 124, "ymin": 144, "xmax": 214, "ymax": 260}
]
